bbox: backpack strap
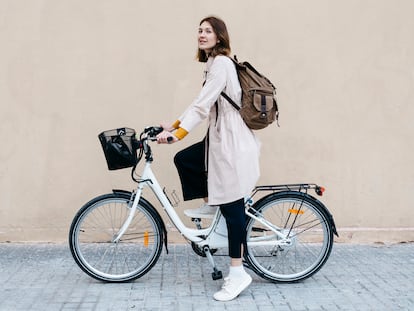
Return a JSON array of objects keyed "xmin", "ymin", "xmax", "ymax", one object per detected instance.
[
  {"xmin": 221, "ymin": 55, "xmax": 242, "ymax": 111},
  {"xmin": 220, "ymin": 91, "xmax": 240, "ymax": 111}
]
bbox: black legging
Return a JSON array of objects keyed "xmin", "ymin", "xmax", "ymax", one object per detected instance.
[{"xmin": 220, "ymin": 198, "xmax": 247, "ymax": 259}]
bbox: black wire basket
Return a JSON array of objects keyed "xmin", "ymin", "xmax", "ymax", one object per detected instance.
[{"xmin": 98, "ymin": 127, "xmax": 138, "ymax": 170}]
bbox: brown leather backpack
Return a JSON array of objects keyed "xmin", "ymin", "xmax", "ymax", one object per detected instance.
[{"xmin": 221, "ymin": 56, "xmax": 279, "ymax": 130}]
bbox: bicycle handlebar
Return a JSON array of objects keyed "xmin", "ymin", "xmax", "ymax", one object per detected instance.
[
  {"xmin": 144, "ymin": 126, "xmax": 163, "ymax": 138},
  {"xmin": 141, "ymin": 126, "xmax": 174, "ymax": 143}
]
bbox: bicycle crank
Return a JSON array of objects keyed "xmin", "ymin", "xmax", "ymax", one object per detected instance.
[{"xmin": 203, "ymin": 246, "xmax": 223, "ymax": 280}]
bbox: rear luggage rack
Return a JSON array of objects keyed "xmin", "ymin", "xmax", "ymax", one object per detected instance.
[{"xmin": 252, "ymin": 183, "xmax": 325, "ymax": 197}]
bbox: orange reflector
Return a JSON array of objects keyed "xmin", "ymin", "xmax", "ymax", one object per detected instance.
[
  {"xmin": 144, "ymin": 231, "xmax": 149, "ymax": 247},
  {"xmin": 288, "ymin": 209, "xmax": 304, "ymax": 215}
]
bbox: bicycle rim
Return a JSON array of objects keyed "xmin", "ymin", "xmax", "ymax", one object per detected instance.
[
  {"xmin": 246, "ymin": 192, "xmax": 333, "ymax": 282},
  {"xmin": 69, "ymin": 194, "xmax": 163, "ymax": 282}
]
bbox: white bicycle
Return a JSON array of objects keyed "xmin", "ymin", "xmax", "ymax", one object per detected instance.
[{"xmin": 69, "ymin": 126, "xmax": 338, "ymax": 283}]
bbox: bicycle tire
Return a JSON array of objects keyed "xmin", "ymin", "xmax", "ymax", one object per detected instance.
[
  {"xmin": 245, "ymin": 191, "xmax": 334, "ymax": 282},
  {"xmin": 69, "ymin": 192, "xmax": 164, "ymax": 282}
]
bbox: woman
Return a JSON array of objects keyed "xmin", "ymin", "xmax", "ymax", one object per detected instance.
[{"xmin": 156, "ymin": 16, "xmax": 260, "ymax": 301}]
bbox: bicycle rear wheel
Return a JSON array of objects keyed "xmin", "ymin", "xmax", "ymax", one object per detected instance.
[
  {"xmin": 245, "ymin": 191, "xmax": 334, "ymax": 282},
  {"xmin": 69, "ymin": 192, "xmax": 164, "ymax": 282}
]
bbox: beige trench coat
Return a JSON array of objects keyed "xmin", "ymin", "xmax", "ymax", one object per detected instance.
[{"xmin": 179, "ymin": 56, "xmax": 261, "ymax": 205}]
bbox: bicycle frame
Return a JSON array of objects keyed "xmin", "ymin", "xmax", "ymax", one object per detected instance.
[
  {"xmin": 113, "ymin": 160, "xmax": 301, "ymax": 252},
  {"xmin": 112, "ymin": 127, "xmax": 332, "ymax": 250}
]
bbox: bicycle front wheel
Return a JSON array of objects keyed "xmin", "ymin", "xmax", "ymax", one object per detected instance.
[
  {"xmin": 245, "ymin": 191, "xmax": 334, "ymax": 282},
  {"xmin": 69, "ymin": 192, "xmax": 164, "ymax": 282}
]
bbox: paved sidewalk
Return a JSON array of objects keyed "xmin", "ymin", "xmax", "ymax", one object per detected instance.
[{"xmin": 0, "ymin": 243, "xmax": 413, "ymax": 311}]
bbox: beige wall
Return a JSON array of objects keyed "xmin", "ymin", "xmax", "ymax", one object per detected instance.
[{"xmin": 1, "ymin": 0, "xmax": 413, "ymax": 243}]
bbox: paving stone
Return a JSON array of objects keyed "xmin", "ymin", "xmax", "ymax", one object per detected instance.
[{"xmin": 0, "ymin": 243, "xmax": 413, "ymax": 310}]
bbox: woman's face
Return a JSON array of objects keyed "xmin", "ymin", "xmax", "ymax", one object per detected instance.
[{"xmin": 198, "ymin": 21, "xmax": 218, "ymax": 53}]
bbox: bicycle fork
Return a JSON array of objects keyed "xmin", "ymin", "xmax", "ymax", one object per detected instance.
[{"xmin": 112, "ymin": 188, "xmax": 143, "ymax": 243}]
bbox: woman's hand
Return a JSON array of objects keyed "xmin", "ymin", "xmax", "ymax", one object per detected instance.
[{"xmin": 156, "ymin": 130, "xmax": 179, "ymax": 144}]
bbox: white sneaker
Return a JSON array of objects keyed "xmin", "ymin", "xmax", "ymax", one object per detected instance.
[
  {"xmin": 213, "ymin": 273, "xmax": 252, "ymax": 301},
  {"xmin": 184, "ymin": 203, "xmax": 218, "ymax": 219}
]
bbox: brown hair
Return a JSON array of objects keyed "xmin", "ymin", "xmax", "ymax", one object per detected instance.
[{"xmin": 197, "ymin": 16, "xmax": 231, "ymax": 62}]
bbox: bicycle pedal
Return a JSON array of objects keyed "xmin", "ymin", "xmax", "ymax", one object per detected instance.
[{"xmin": 211, "ymin": 269, "xmax": 223, "ymax": 280}]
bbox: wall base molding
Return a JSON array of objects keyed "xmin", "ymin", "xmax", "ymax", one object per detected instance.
[{"xmin": 1, "ymin": 227, "xmax": 414, "ymax": 244}]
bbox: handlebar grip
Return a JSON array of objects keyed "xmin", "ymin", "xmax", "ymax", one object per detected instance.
[{"xmin": 167, "ymin": 136, "xmax": 173, "ymax": 143}]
